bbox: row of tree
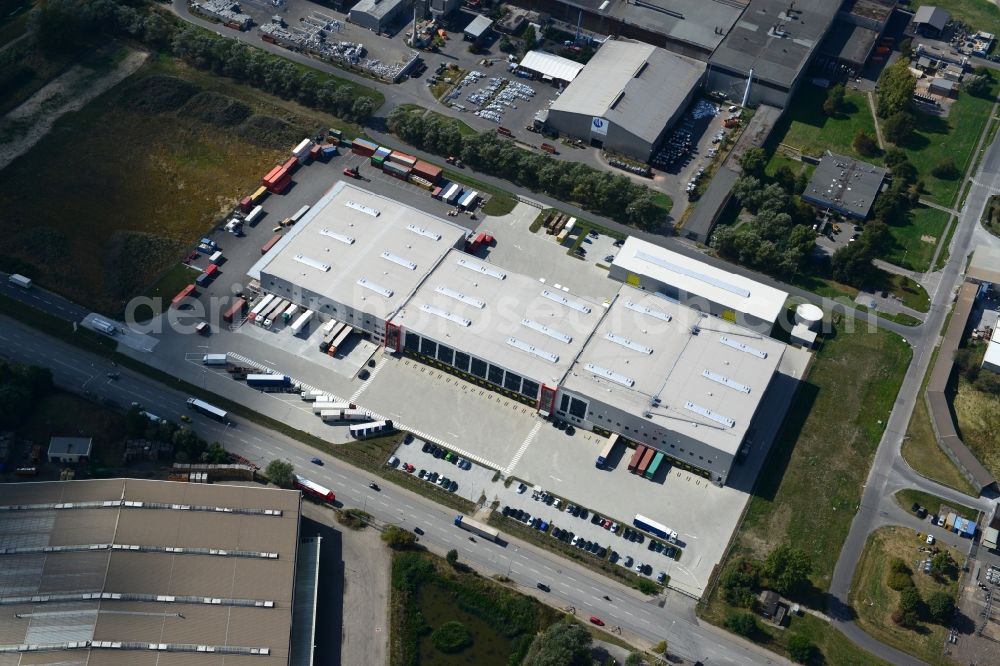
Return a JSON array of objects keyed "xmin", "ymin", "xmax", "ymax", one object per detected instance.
[
  {"xmin": 0, "ymin": 362, "xmax": 53, "ymax": 430},
  {"xmin": 124, "ymin": 404, "xmax": 229, "ymax": 463},
  {"xmin": 32, "ymin": 0, "xmax": 379, "ymax": 123},
  {"xmin": 886, "ymin": 556, "xmax": 956, "ymax": 628},
  {"xmin": 387, "ymin": 107, "xmax": 666, "ymax": 229}
]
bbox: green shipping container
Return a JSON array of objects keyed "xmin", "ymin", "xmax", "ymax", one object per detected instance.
[
  {"xmin": 371, "ymin": 156, "xmax": 385, "ymax": 166},
  {"xmin": 645, "ymin": 451, "xmax": 665, "ymax": 479}
]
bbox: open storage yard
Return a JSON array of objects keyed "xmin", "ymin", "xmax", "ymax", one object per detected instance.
[{"xmin": 0, "ymin": 56, "xmax": 363, "ymax": 315}]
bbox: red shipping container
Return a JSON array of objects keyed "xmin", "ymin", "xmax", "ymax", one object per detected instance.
[
  {"xmin": 352, "ymin": 138, "xmax": 378, "ymax": 156},
  {"xmin": 171, "ymin": 284, "xmax": 197, "ymax": 308},
  {"xmin": 637, "ymin": 448, "xmax": 656, "ymax": 475},
  {"xmin": 261, "ymin": 234, "xmax": 282, "ymax": 255},
  {"xmin": 282, "ymin": 156, "xmax": 299, "ymax": 173},
  {"xmin": 262, "ymin": 165, "xmax": 284, "ymax": 186},
  {"xmin": 628, "ymin": 445, "xmax": 647, "ymax": 472},
  {"xmin": 267, "ymin": 173, "xmax": 291, "ymax": 194},
  {"xmin": 413, "ymin": 160, "xmax": 442, "ymax": 183},
  {"xmin": 309, "ymin": 145, "xmax": 322, "ymax": 159},
  {"xmin": 239, "ymin": 196, "xmax": 253, "ymax": 213},
  {"xmin": 223, "ymin": 297, "xmax": 247, "ymax": 322},
  {"xmin": 204, "ymin": 264, "xmax": 219, "ymax": 278}
]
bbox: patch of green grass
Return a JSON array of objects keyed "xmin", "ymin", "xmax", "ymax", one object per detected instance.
[
  {"xmin": 883, "ymin": 274, "xmax": 931, "ymax": 313},
  {"xmin": 894, "ymin": 489, "xmax": 979, "ymax": 521},
  {"xmin": 919, "ymin": 0, "xmax": 1000, "ymax": 34},
  {"xmin": 400, "ymin": 103, "xmax": 477, "ymax": 136},
  {"xmin": 850, "ymin": 526, "xmax": 961, "ymax": 666},
  {"xmin": 883, "ymin": 205, "xmax": 950, "ymax": 272},
  {"xmin": 935, "ymin": 216, "xmax": 958, "ymax": 271},
  {"xmin": 982, "ymin": 194, "xmax": 1000, "ymax": 238},
  {"xmin": 901, "ymin": 79, "xmax": 1000, "ymax": 207},
  {"xmin": 736, "ymin": 319, "xmax": 912, "ymax": 590},
  {"xmin": 953, "ymin": 367, "xmax": 1000, "ymax": 480},
  {"xmin": 651, "ymin": 191, "xmax": 673, "ymax": 215},
  {"xmin": 138, "ymin": 263, "xmax": 201, "ymax": 323},
  {"xmin": 791, "ymin": 273, "xmax": 859, "ymax": 305},
  {"xmin": 902, "ymin": 396, "xmax": 978, "ymax": 496},
  {"xmin": 772, "ymin": 86, "xmax": 880, "ymax": 161},
  {"xmin": 878, "ymin": 312, "xmax": 922, "ymax": 327}
]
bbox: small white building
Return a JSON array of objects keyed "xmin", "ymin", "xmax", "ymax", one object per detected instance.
[
  {"xmin": 48, "ymin": 437, "xmax": 93, "ymax": 464},
  {"xmin": 983, "ymin": 337, "xmax": 1000, "ymax": 374}
]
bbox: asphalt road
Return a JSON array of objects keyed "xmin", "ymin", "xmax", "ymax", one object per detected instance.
[{"xmin": 0, "ymin": 314, "xmax": 791, "ymax": 666}]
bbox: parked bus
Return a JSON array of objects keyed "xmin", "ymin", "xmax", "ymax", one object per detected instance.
[
  {"xmin": 293, "ymin": 474, "xmax": 335, "ymax": 503},
  {"xmin": 645, "ymin": 451, "xmax": 665, "ymax": 480},
  {"xmin": 349, "ymin": 420, "xmax": 395, "ymax": 439},
  {"xmin": 596, "ymin": 433, "xmax": 621, "ymax": 468},
  {"xmin": 634, "ymin": 513, "xmax": 675, "ymax": 542},
  {"xmin": 186, "ymin": 397, "xmax": 229, "ymax": 423},
  {"xmin": 454, "ymin": 514, "xmax": 499, "ymax": 542}
]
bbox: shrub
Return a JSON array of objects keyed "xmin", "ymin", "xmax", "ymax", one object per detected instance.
[
  {"xmin": 122, "ymin": 75, "xmax": 200, "ymax": 113},
  {"xmin": 889, "ymin": 558, "xmax": 912, "ymax": 575},
  {"xmin": 382, "ymin": 525, "xmax": 417, "ymax": 549},
  {"xmin": 894, "ymin": 586, "xmax": 924, "ymax": 627},
  {"xmin": 787, "ymin": 634, "xmax": 815, "ymax": 663},
  {"xmin": 853, "ymin": 130, "xmax": 879, "ymax": 157},
  {"xmin": 265, "ymin": 459, "xmax": 294, "ymax": 488},
  {"xmin": 723, "ymin": 611, "xmax": 758, "ymax": 638},
  {"xmin": 931, "ymin": 158, "xmax": 960, "ymax": 179},
  {"xmin": 446, "ymin": 549, "xmax": 459, "ymax": 566},
  {"xmin": 181, "ymin": 91, "xmax": 251, "ymax": 127},
  {"xmin": 926, "ymin": 591, "xmax": 955, "ymax": 624},
  {"xmin": 430, "ymin": 620, "xmax": 472, "ymax": 653},
  {"xmin": 887, "ymin": 571, "xmax": 914, "ymax": 591},
  {"xmin": 884, "ymin": 111, "xmax": 916, "ymax": 145}
]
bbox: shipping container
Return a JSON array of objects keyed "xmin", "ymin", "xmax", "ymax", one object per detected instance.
[
  {"xmin": 637, "ymin": 448, "xmax": 656, "ymax": 476},
  {"xmin": 251, "ymin": 186, "xmax": 268, "ymax": 204},
  {"xmin": 195, "ymin": 272, "xmax": 211, "ymax": 287},
  {"xmin": 645, "ymin": 451, "xmax": 665, "ymax": 479},
  {"xmin": 267, "ymin": 174, "xmax": 291, "ymax": 194},
  {"xmin": 374, "ymin": 146, "xmax": 391, "ymax": 160},
  {"xmin": 371, "ymin": 155, "xmax": 385, "ymax": 167},
  {"xmin": 384, "ymin": 160, "xmax": 410, "ymax": 174},
  {"xmin": 627, "ymin": 444, "xmax": 647, "ymax": 473},
  {"xmin": 454, "ymin": 514, "xmax": 499, "ymax": 541},
  {"xmin": 245, "ymin": 205, "xmax": 264, "ymax": 225},
  {"xmin": 634, "ymin": 514, "xmax": 674, "ymax": 541},
  {"xmin": 260, "ymin": 298, "xmax": 288, "ymax": 327},
  {"xmin": 431, "ymin": 186, "xmax": 443, "ymax": 199},
  {"xmin": 209, "ymin": 251, "xmax": 223, "ymax": 265},
  {"xmin": 263, "ymin": 165, "xmax": 285, "ymax": 186},
  {"xmin": 202, "ymin": 353, "xmax": 229, "ymax": 366},
  {"xmin": 293, "ymin": 138, "xmax": 313, "ymax": 159},
  {"xmin": 282, "ymin": 156, "xmax": 299, "ymax": 173},
  {"xmin": 187, "ymin": 397, "xmax": 229, "ymax": 422},
  {"xmin": 282, "ymin": 303, "xmax": 299, "ymax": 323},
  {"xmin": 309, "ymin": 145, "xmax": 322, "ymax": 161},
  {"xmin": 196, "ymin": 243, "xmax": 214, "ymax": 255},
  {"xmin": 413, "ymin": 160, "xmax": 442, "ymax": 183},
  {"xmin": 301, "ymin": 390, "xmax": 327, "ymax": 401},
  {"xmin": 596, "ymin": 433, "xmax": 621, "ymax": 468},
  {"xmin": 321, "ymin": 145, "xmax": 337, "ymax": 159},
  {"xmin": 239, "ymin": 196, "xmax": 253, "ymax": 213},
  {"xmin": 223, "ymin": 297, "xmax": 248, "ymax": 322},
  {"xmin": 290, "ymin": 205, "xmax": 311, "ymax": 224},
  {"xmin": 312, "ymin": 401, "xmax": 356, "ymax": 413},
  {"xmin": 443, "ymin": 183, "xmax": 463, "ymax": 204},
  {"xmin": 248, "ymin": 294, "xmax": 275, "ymax": 321},
  {"xmin": 204, "ymin": 264, "xmax": 219, "ymax": 278},
  {"xmin": 458, "ymin": 190, "xmax": 480, "ymax": 210},
  {"xmin": 328, "ymin": 325, "xmax": 353, "ymax": 355},
  {"xmin": 290, "ymin": 309, "xmax": 314, "ymax": 335},
  {"xmin": 246, "ymin": 373, "xmax": 292, "ymax": 388},
  {"xmin": 171, "ymin": 284, "xmax": 197, "ymax": 308},
  {"xmin": 261, "ymin": 234, "xmax": 282, "ymax": 255},
  {"xmin": 352, "ymin": 138, "xmax": 378, "ymax": 156},
  {"xmin": 388, "ymin": 151, "xmax": 417, "ymax": 167},
  {"xmin": 350, "ymin": 419, "xmax": 394, "ymax": 438}
]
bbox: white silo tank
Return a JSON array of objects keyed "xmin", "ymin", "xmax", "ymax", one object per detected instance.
[{"xmin": 795, "ymin": 303, "xmax": 824, "ymax": 331}]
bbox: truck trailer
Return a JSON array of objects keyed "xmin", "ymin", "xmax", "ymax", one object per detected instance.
[
  {"xmin": 246, "ymin": 374, "xmax": 292, "ymax": 389},
  {"xmin": 454, "ymin": 514, "xmax": 499, "ymax": 541},
  {"xmin": 202, "ymin": 354, "xmax": 228, "ymax": 366},
  {"xmin": 8, "ymin": 274, "xmax": 32, "ymax": 289},
  {"xmin": 289, "ymin": 310, "xmax": 314, "ymax": 335}
]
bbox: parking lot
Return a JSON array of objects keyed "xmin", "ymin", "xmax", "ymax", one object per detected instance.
[{"xmin": 387, "ymin": 436, "xmax": 497, "ymax": 504}]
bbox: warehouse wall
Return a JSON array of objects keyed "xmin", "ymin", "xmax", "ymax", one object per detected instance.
[{"xmin": 259, "ymin": 273, "xmax": 387, "ymax": 344}]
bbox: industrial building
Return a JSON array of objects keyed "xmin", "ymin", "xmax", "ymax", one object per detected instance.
[
  {"xmin": 555, "ymin": 286, "xmax": 784, "ymax": 485},
  {"xmin": 913, "ymin": 5, "xmax": 950, "ymax": 37},
  {"xmin": 802, "ymin": 152, "xmax": 887, "ymax": 220},
  {"xmin": 608, "ymin": 237, "xmax": 789, "ymax": 333},
  {"xmin": 248, "ymin": 182, "xmax": 468, "ymax": 347},
  {"xmin": 707, "ymin": 0, "xmax": 841, "ymax": 108},
  {"xmin": 518, "ymin": 0, "xmax": 747, "ymax": 59},
  {"xmin": 464, "ymin": 15, "xmax": 493, "ymax": 43},
  {"xmin": 429, "ymin": 0, "xmax": 460, "ymax": 18},
  {"xmin": 248, "ymin": 184, "xmax": 793, "ymax": 485},
  {"xmin": 546, "ymin": 39, "xmax": 706, "ymax": 160},
  {"xmin": 0, "ymin": 479, "xmax": 306, "ymax": 665},
  {"xmin": 47, "ymin": 436, "xmax": 92, "ymax": 463},
  {"xmin": 517, "ymin": 50, "xmax": 586, "ymax": 86},
  {"xmin": 818, "ymin": 0, "xmax": 896, "ymax": 71},
  {"xmin": 350, "ymin": 0, "xmax": 410, "ymax": 33}
]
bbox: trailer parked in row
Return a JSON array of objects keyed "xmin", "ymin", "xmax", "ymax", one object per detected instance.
[
  {"xmin": 248, "ymin": 294, "xmax": 275, "ymax": 322},
  {"xmin": 290, "ymin": 309, "xmax": 314, "ymax": 335},
  {"xmin": 246, "ymin": 374, "xmax": 292, "ymax": 389}
]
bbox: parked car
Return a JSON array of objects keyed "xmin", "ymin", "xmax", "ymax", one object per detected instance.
[{"xmin": 589, "ymin": 616, "xmax": 605, "ymax": 626}]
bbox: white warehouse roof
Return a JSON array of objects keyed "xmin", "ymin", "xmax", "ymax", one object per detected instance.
[
  {"xmin": 611, "ymin": 237, "xmax": 788, "ymax": 325},
  {"xmin": 518, "ymin": 50, "xmax": 585, "ymax": 82},
  {"xmin": 248, "ymin": 181, "xmax": 467, "ymax": 321},
  {"xmin": 984, "ymin": 337, "xmax": 1000, "ymax": 373}
]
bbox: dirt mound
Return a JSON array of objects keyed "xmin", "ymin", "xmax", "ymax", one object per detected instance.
[
  {"xmin": 181, "ymin": 91, "xmax": 252, "ymax": 127},
  {"xmin": 123, "ymin": 74, "xmax": 200, "ymax": 113}
]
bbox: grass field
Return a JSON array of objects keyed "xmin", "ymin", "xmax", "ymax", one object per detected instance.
[
  {"xmin": 884, "ymin": 205, "xmax": 951, "ymax": 272},
  {"xmin": 893, "ymin": 489, "xmax": 979, "ymax": 522},
  {"xmin": 733, "ymin": 320, "xmax": 912, "ymax": 590},
  {"xmin": 771, "ymin": 86, "xmax": 880, "ymax": 161},
  {"xmin": 139, "ymin": 263, "xmax": 202, "ymax": 322},
  {"xmin": 0, "ymin": 55, "xmax": 365, "ymax": 315},
  {"xmin": 921, "ymin": 0, "xmax": 1000, "ymax": 34},
  {"xmin": 953, "ymin": 374, "xmax": 1000, "ymax": 480},
  {"xmin": 902, "ymin": 80, "xmax": 999, "ymax": 207},
  {"xmin": 850, "ymin": 526, "xmax": 960, "ymax": 666}
]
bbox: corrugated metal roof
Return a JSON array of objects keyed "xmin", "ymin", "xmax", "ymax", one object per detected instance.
[
  {"xmin": 968, "ymin": 245, "xmax": 1000, "ymax": 284},
  {"xmin": 914, "ymin": 5, "xmax": 950, "ymax": 31},
  {"xmin": 464, "ymin": 14, "xmax": 493, "ymax": 38},
  {"xmin": 518, "ymin": 50, "xmax": 585, "ymax": 82}
]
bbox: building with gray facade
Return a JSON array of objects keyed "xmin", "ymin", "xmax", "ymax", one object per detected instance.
[
  {"xmin": 707, "ymin": 0, "xmax": 842, "ymax": 108},
  {"xmin": 547, "ymin": 40, "xmax": 705, "ymax": 161},
  {"xmin": 350, "ymin": 0, "xmax": 411, "ymax": 32}
]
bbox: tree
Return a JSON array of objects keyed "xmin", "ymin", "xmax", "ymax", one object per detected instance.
[
  {"xmin": 877, "ymin": 58, "xmax": 916, "ymax": 118},
  {"xmin": 965, "ymin": 74, "xmax": 992, "ymax": 97},
  {"xmin": 932, "ymin": 158, "xmax": 959, "ymax": 179},
  {"xmin": 265, "ymin": 459, "xmax": 294, "ymax": 488},
  {"xmin": 202, "ymin": 442, "xmax": 229, "ymax": 464},
  {"xmin": 764, "ymin": 545, "xmax": 813, "ymax": 597},
  {"xmin": 739, "ymin": 147, "xmax": 768, "ymax": 178},
  {"xmin": 883, "ymin": 111, "xmax": 915, "ymax": 145},
  {"xmin": 382, "ymin": 525, "xmax": 417, "ymax": 549},
  {"xmin": 446, "ymin": 549, "xmax": 459, "ymax": 566},
  {"xmin": 823, "ymin": 83, "xmax": 845, "ymax": 116},
  {"xmin": 722, "ymin": 611, "xmax": 758, "ymax": 638},
  {"xmin": 524, "ymin": 618, "xmax": 593, "ymax": 666},
  {"xmin": 732, "ymin": 175, "xmax": 765, "ymax": 212},
  {"xmin": 926, "ymin": 591, "xmax": 955, "ymax": 624},
  {"xmin": 930, "ymin": 551, "xmax": 958, "ymax": 582},
  {"xmin": 884, "ymin": 146, "xmax": 908, "ymax": 169},
  {"xmin": 899, "ymin": 38, "xmax": 912, "ymax": 57},
  {"xmin": 893, "ymin": 585, "xmax": 924, "ymax": 627},
  {"xmin": 787, "ymin": 634, "xmax": 816, "ymax": 664},
  {"xmin": 521, "ymin": 25, "xmax": 537, "ymax": 56},
  {"xmin": 625, "ymin": 652, "xmax": 647, "ymax": 666},
  {"xmin": 773, "ymin": 165, "xmax": 797, "ymax": 194},
  {"xmin": 853, "ymin": 129, "xmax": 879, "ymax": 157},
  {"xmin": 720, "ymin": 556, "xmax": 761, "ymax": 608}
]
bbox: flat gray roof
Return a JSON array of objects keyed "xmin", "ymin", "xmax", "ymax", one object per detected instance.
[
  {"xmin": 0, "ymin": 479, "xmax": 301, "ymax": 665},
  {"xmin": 914, "ymin": 5, "xmax": 950, "ymax": 32},
  {"xmin": 558, "ymin": 0, "xmax": 746, "ymax": 53},
  {"xmin": 562, "ymin": 285, "xmax": 784, "ymax": 455},
  {"xmin": 820, "ymin": 20, "xmax": 879, "ymax": 66},
  {"xmin": 551, "ymin": 40, "xmax": 705, "ymax": 145},
  {"xmin": 969, "ymin": 245, "xmax": 1000, "ymax": 283},
  {"xmin": 802, "ymin": 152, "xmax": 887, "ymax": 219},
  {"xmin": 351, "ymin": 0, "xmax": 407, "ymax": 20},
  {"xmin": 249, "ymin": 181, "xmax": 467, "ymax": 321},
  {"xmin": 390, "ymin": 249, "xmax": 606, "ymax": 387},
  {"xmin": 709, "ymin": 0, "xmax": 840, "ymax": 89},
  {"xmin": 48, "ymin": 436, "xmax": 92, "ymax": 456},
  {"xmin": 464, "ymin": 14, "xmax": 493, "ymax": 38}
]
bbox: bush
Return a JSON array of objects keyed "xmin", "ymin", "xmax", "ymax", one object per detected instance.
[
  {"xmin": 446, "ymin": 549, "xmax": 459, "ymax": 566},
  {"xmin": 894, "ymin": 586, "xmax": 924, "ymax": 627},
  {"xmin": 887, "ymin": 571, "xmax": 914, "ymax": 591},
  {"xmin": 926, "ymin": 591, "xmax": 955, "ymax": 624},
  {"xmin": 636, "ymin": 578, "xmax": 659, "ymax": 595},
  {"xmin": 382, "ymin": 525, "xmax": 418, "ymax": 549},
  {"xmin": 652, "ymin": 640, "xmax": 667, "ymax": 654},
  {"xmin": 931, "ymin": 158, "xmax": 960, "ymax": 179},
  {"xmin": 430, "ymin": 621, "xmax": 472, "ymax": 653},
  {"xmin": 883, "ymin": 111, "xmax": 916, "ymax": 145},
  {"xmin": 787, "ymin": 634, "xmax": 815, "ymax": 663},
  {"xmin": 181, "ymin": 91, "xmax": 252, "ymax": 127},
  {"xmin": 122, "ymin": 75, "xmax": 200, "ymax": 113},
  {"xmin": 265, "ymin": 459, "xmax": 294, "ymax": 488},
  {"xmin": 889, "ymin": 558, "xmax": 912, "ymax": 575},
  {"xmin": 723, "ymin": 611, "xmax": 759, "ymax": 638},
  {"xmin": 853, "ymin": 130, "xmax": 879, "ymax": 157}
]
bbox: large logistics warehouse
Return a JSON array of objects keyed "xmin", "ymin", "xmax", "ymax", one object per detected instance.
[
  {"xmin": 0, "ymin": 479, "xmax": 305, "ymax": 665},
  {"xmin": 547, "ymin": 40, "xmax": 706, "ymax": 161},
  {"xmin": 608, "ymin": 237, "xmax": 788, "ymax": 333},
  {"xmin": 247, "ymin": 184, "xmax": 793, "ymax": 485}
]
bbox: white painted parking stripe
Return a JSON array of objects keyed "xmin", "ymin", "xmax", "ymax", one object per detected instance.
[
  {"xmin": 503, "ymin": 420, "xmax": 542, "ymax": 475},
  {"xmin": 349, "ymin": 356, "xmax": 388, "ymax": 402}
]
